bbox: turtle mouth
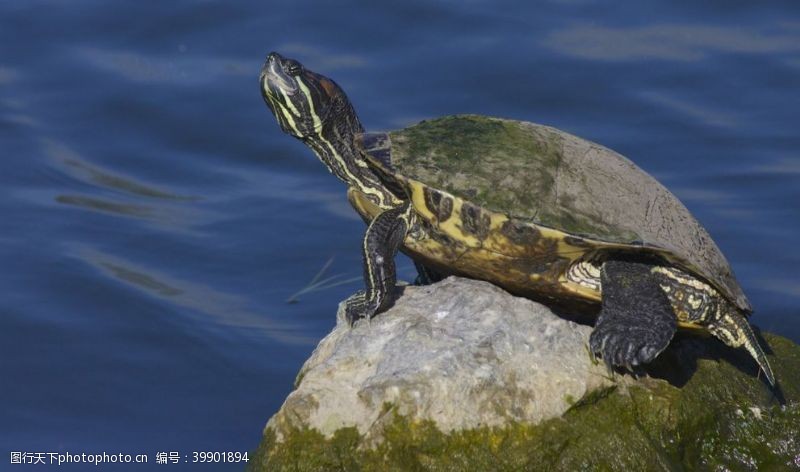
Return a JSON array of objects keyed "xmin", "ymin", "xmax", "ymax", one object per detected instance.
[{"xmin": 261, "ymin": 52, "xmax": 299, "ymax": 97}]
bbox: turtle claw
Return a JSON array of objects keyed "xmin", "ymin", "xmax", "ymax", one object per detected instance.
[
  {"xmin": 589, "ymin": 322, "xmax": 669, "ymax": 376},
  {"xmin": 344, "ymin": 308, "xmax": 363, "ymax": 327},
  {"xmin": 343, "ymin": 290, "xmax": 378, "ymax": 327},
  {"xmin": 602, "ymin": 356, "xmax": 616, "ymax": 379}
]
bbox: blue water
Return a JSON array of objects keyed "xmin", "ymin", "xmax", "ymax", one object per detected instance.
[{"xmin": 2, "ymin": 1, "xmax": 799, "ymax": 470}]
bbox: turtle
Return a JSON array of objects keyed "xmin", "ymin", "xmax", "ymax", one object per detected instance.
[{"xmin": 259, "ymin": 52, "xmax": 774, "ymax": 385}]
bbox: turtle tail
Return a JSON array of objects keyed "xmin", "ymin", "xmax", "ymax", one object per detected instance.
[{"xmin": 708, "ymin": 306, "xmax": 775, "ymax": 387}]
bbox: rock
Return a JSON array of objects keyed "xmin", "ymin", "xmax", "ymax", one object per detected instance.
[
  {"xmin": 252, "ymin": 277, "xmax": 800, "ymax": 472},
  {"xmin": 267, "ymin": 277, "xmax": 614, "ymax": 443}
]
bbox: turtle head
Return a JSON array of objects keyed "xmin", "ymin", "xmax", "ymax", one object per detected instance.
[
  {"xmin": 259, "ymin": 52, "xmax": 382, "ymax": 192},
  {"xmin": 260, "ymin": 52, "xmax": 358, "ymax": 140}
]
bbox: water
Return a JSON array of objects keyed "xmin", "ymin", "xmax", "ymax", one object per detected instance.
[{"xmin": 1, "ymin": 1, "xmax": 798, "ymax": 469}]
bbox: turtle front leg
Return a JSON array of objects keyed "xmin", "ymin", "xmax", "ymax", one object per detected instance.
[
  {"xmin": 589, "ymin": 260, "xmax": 677, "ymax": 372},
  {"xmin": 344, "ymin": 202, "xmax": 413, "ymax": 326}
]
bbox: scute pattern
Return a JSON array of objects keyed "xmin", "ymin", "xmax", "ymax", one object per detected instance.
[{"xmin": 361, "ymin": 115, "xmax": 749, "ymax": 312}]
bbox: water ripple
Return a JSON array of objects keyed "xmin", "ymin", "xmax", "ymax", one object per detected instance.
[
  {"xmin": 43, "ymin": 138, "xmax": 196, "ymax": 201},
  {"xmin": 77, "ymin": 47, "xmax": 253, "ymax": 85},
  {"xmin": 543, "ymin": 22, "xmax": 800, "ymax": 61},
  {"xmin": 74, "ymin": 246, "xmax": 316, "ymax": 346},
  {"xmin": 638, "ymin": 91, "xmax": 740, "ymax": 129}
]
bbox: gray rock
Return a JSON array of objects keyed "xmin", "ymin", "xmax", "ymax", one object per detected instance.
[
  {"xmin": 255, "ymin": 281, "xmax": 799, "ymax": 470},
  {"xmin": 266, "ymin": 276, "xmax": 616, "ymax": 443}
]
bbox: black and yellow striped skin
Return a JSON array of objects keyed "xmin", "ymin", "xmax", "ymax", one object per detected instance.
[
  {"xmin": 652, "ymin": 266, "xmax": 773, "ymax": 384},
  {"xmin": 261, "ymin": 52, "xmax": 408, "ymax": 327},
  {"xmin": 342, "ymin": 202, "xmax": 416, "ymax": 324},
  {"xmin": 260, "ymin": 52, "xmax": 774, "ymax": 386},
  {"xmin": 259, "ymin": 53, "xmax": 400, "ymax": 210}
]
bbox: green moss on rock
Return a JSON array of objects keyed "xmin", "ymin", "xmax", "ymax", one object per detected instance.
[{"xmin": 251, "ymin": 334, "xmax": 800, "ymax": 471}]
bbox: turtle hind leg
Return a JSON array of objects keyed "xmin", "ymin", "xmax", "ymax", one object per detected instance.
[
  {"xmin": 589, "ymin": 260, "xmax": 677, "ymax": 371},
  {"xmin": 708, "ymin": 307, "xmax": 775, "ymax": 387},
  {"xmin": 344, "ymin": 202, "xmax": 413, "ymax": 326}
]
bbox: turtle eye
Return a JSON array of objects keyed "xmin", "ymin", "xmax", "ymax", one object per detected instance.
[{"xmin": 286, "ymin": 60, "xmax": 303, "ymax": 76}]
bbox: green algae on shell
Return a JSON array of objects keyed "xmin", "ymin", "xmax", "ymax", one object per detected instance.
[{"xmin": 373, "ymin": 115, "xmax": 750, "ymax": 311}]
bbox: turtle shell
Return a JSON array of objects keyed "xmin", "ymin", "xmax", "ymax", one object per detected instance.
[{"xmin": 352, "ymin": 115, "xmax": 750, "ymax": 312}]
